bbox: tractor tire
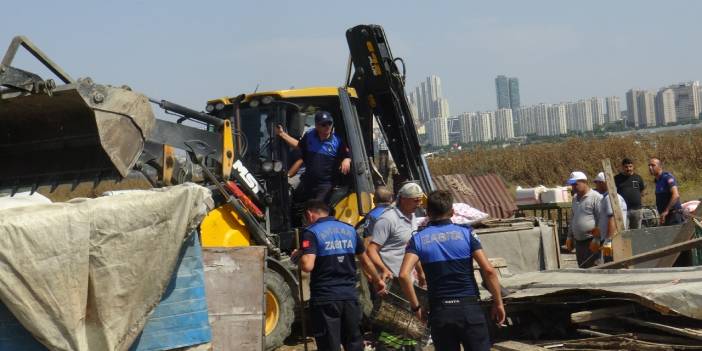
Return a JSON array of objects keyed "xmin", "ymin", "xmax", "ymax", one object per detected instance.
[{"xmin": 264, "ymin": 268, "xmax": 295, "ymax": 351}]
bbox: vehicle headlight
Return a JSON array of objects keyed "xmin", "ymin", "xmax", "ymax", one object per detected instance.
[{"xmin": 261, "ymin": 160, "xmax": 273, "ymax": 173}]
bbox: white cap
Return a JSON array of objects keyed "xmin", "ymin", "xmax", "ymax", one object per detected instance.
[
  {"xmin": 593, "ymin": 172, "xmax": 606, "ymax": 183},
  {"xmin": 566, "ymin": 171, "xmax": 588, "ymax": 185},
  {"xmin": 398, "ymin": 182, "xmax": 424, "ymax": 199}
]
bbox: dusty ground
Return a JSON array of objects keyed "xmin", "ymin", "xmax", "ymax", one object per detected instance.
[{"xmin": 278, "ymin": 253, "xmax": 580, "ymax": 350}]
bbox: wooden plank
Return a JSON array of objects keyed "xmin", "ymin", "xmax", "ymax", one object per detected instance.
[
  {"xmin": 564, "ymin": 337, "xmax": 677, "ymax": 351},
  {"xmin": 602, "ymin": 159, "xmax": 631, "ymax": 262},
  {"xmin": 492, "ymin": 340, "xmax": 550, "ymax": 351},
  {"xmin": 656, "ymin": 205, "xmax": 702, "ymax": 267},
  {"xmin": 570, "ymin": 305, "xmax": 637, "ymax": 323},
  {"xmin": 619, "ymin": 316, "xmax": 702, "ymax": 341},
  {"xmin": 595, "ymin": 236, "xmax": 702, "ymax": 269},
  {"xmin": 203, "ymin": 247, "xmax": 266, "ymax": 351}
]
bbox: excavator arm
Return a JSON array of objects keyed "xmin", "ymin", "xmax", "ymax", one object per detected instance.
[{"xmin": 345, "ymin": 24, "xmax": 434, "ymax": 193}]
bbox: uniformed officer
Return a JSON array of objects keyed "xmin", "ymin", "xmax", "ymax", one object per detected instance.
[
  {"xmin": 398, "ymin": 190, "xmax": 505, "ymax": 351},
  {"xmin": 648, "ymin": 158, "xmax": 684, "ymax": 226},
  {"xmin": 276, "ymin": 111, "xmax": 352, "ymax": 203},
  {"xmin": 295, "ymin": 200, "xmax": 386, "ymax": 351},
  {"xmin": 362, "ymin": 185, "xmax": 393, "ymax": 241}
]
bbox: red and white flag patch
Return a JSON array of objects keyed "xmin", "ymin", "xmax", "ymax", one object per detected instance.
[{"xmin": 302, "ymin": 240, "xmax": 311, "ymax": 249}]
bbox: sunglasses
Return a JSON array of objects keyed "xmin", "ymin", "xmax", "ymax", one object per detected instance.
[{"xmin": 317, "ymin": 122, "xmax": 333, "ymax": 127}]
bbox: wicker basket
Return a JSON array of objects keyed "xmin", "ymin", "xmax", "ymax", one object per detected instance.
[{"xmin": 371, "ymin": 291, "xmax": 428, "ymax": 341}]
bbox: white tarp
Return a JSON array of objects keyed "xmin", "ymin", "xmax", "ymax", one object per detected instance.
[{"xmin": 0, "ymin": 183, "xmax": 212, "ymax": 351}]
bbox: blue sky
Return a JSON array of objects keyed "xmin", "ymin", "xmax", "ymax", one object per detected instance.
[{"xmin": 3, "ymin": 1, "xmax": 701, "ymax": 115}]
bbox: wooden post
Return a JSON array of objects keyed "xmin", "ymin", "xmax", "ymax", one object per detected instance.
[
  {"xmin": 595, "ymin": 235, "xmax": 702, "ymax": 269},
  {"xmin": 602, "ymin": 159, "xmax": 631, "ymax": 261}
]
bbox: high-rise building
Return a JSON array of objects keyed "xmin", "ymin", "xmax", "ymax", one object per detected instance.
[
  {"xmin": 495, "ymin": 75, "xmax": 520, "ymax": 135},
  {"xmin": 590, "ymin": 97, "xmax": 605, "ymax": 126},
  {"xmin": 420, "ymin": 82, "xmax": 430, "ymax": 121},
  {"xmin": 427, "ymin": 117, "xmax": 449, "ymax": 146},
  {"xmin": 656, "ymin": 88, "xmax": 677, "ymax": 126},
  {"xmin": 408, "ymin": 92, "xmax": 420, "ymax": 124},
  {"xmin": 548, "ymin": 104, "xmax": 568, "ymax": 135},
  {"xmin": 495, "ymin": 75, "xmax": 511, "ymax": 109},
  {"xmin": 459, "ymin": 112, "xmax": 475, "ymax": 144},
  {"xmin": 509, "ymin": 78, "xmax": 520, "ymax": 110},
  {"xmin": 437, "ymin": 98, "xmax": 450, "ymax": 119},
  {"xmin": 575, "ymin": 100, "xmax": 594, "ymax": 132},
  {"xmin": 605, "ymin": 96, "xmax": 621, "ymax": 122},
  {"xmin": 495, "ymin": 75, "xmax": 521, "ymax": 109},
  {"xmin": 637, "ymin": 90, "xmax": 657, "ymax": 128},
  {"xmin": 670, "ymin": 81, "xmax": 700, "ymax": 121},
  {"xmin": 533, "ymin": 104, "xmax": 549, "ymax": 136},
  {"xmin": 471, "ymin": 112, "xmax": 494, "ymax": 143},
  {"xmin": 411, "ymin": 75, "xmax": 450, "ymax": 123},
  {"xmin": 626, "ymin": 89, "xmax": 641, "ymax": 128},
  {"xmin": 493, "ymin": 108, "xmax": 515, "ymax": 141},
  {"xmin": 516, "ymin": 105, "xmax": 535, "ymax": 136},
  {"xmin": 447, "ymin": 115, "xmax": 461, "ymax": 144}
]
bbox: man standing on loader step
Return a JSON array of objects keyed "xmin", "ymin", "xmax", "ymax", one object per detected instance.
[
  {"xmin": 276, "ymin": 111, "xmax": 352, "ymax": 203},
  {"xmin": 398, "ymin": 190, "xmax": 505, "ymax": 351},
  {"xmin": 296, "ymin": 200, "xmax": 386, "ymax": 351}
]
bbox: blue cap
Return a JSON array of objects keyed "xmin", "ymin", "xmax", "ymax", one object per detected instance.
[{"xmin": 314, "ymin": 111, "xmax": 333, "ymax": 125}]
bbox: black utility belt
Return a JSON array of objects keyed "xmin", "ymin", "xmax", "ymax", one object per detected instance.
[{"xmin": 430, "ymin": 296, "xmax": 479, "ymax": 306}]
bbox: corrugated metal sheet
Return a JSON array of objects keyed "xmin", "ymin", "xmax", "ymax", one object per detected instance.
[
  {"xmin": 501, "ymin": 266, "xmax": 702, "ymax": 319},
  {"xmin": 432, "ymin": 173, "xmax": 516, "ymax": 218},
  {"xmin": 130, "ymin": 233, "xmax": 212, "ymax": 350}
]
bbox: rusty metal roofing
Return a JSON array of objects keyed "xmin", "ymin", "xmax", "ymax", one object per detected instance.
[{"xmin": 432, "ymin": 173, "xmax": 516, "ymax": 219}]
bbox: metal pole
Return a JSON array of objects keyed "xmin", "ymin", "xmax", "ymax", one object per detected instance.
[{"xmin": 295, "ymin": 229, "xmax": 309, "ymax": 351}]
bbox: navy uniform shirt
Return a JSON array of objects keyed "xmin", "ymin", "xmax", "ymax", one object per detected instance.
[
  {"xmin": 301, "ymin": 216, "xmax": 364, "ymax": 301},
  {"xmin": 655, "ymin": 172, "xmax": 682, "ymax": 213},
  {"xmin": 406, "ymin": 219, "xmax": 482, "ymax": 300},
  {"xmin": 299, "ymin": 130, "xmax": 350, "ymax": 185}
]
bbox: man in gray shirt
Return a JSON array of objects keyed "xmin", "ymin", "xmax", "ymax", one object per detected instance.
[
  {"xmin": 367, "ymin": 182, "xmax": 425, "ymax": 283},
  {"xmin": 565, "ymin": 171, "xmax": 603, "ymax": 268},
  {"xmin": 593, "ymin": 172, "xmax": 627, "ymax": 263}
]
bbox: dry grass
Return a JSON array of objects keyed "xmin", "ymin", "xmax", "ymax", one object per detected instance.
[{"xmin": 428, "ymin": 130, "xmax": 702, "ymax": 203}]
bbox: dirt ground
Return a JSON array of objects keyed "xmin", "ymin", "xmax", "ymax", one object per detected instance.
[{"xmin": 278, "ymin": 253, "xmax": 579, "ymax": 350}]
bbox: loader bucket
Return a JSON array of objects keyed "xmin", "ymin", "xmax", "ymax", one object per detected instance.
[{"xmin": 0, "ymin": 78, "xmax": 155, "ymax": 188}]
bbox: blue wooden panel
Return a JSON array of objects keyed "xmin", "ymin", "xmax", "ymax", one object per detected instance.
[
  {"xmin": 0, "ymin": 233, "xmax": 211, "ymax": 351},
  {"xmin": 0, "ymin": 301, "xmax": 47, "ymax": 350},
  {"xmin": 130, "ymin": 233, "xmax": 212, "ymax": 350}
]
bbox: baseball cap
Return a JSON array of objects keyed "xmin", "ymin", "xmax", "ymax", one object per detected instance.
[
  {"xmin": 314, "ymin": 111, "xmax": 333, "ymax": 125},
  {"xmin": 398, "ymin": 182, "xmax": 424, "ymax": 199},
  {"xmin": 566, "ymin": 171, "xmax": 588, "ymax": 185},
  {"xmin": 593, "ymin": 172, "xmax": 606, "ymax": 183}
]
